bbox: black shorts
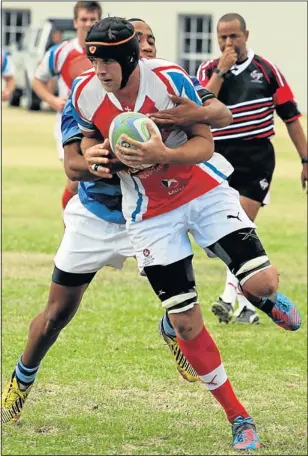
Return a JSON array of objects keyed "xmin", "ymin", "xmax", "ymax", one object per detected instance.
[{"xmin": 215, "ymin": 138, "xmax": 275, "ymax": 203}]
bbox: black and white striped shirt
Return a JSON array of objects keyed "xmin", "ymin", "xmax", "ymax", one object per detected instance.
[{"xmin": 197, "ymin": 49, "xmax": 301, "ymax": 141}]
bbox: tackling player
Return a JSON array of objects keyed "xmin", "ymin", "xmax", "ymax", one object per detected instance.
[
  {"xmin": 69, "ymin": 18, "xmax": 301, "ymax": 450},
  {"xmin": 32, "ymin": 1, "xmax": 102, "ymax": 211}
]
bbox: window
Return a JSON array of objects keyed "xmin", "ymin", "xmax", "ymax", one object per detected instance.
[
  {"xmin": 2, "ymin": 9, "xmax": 31, "ymax": 50},
  {"xmin": 178, "ymin": 14, "xmax": 213, "ymax": 76}
]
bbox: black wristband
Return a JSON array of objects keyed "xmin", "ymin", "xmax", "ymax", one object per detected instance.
[
  {"xmin": 215, "ymin": 68, "xmax": 226, "ymax": 79},
  {"xmin": 301, "ymin": 157, "xmax": 308, "ymax": 164}
]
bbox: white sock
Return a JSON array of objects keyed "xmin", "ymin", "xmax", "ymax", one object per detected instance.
[
  {"xmin": 220, "ymin": 267, "xmax": 237, "ymax": 309},
  {"xmin": 236, "ymin": 286, "xmax": 257, "ymax": 315}
]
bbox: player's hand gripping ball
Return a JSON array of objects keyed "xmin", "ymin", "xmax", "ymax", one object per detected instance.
[{"xmin": 109, "ymin": 112, "xmax": 162, "ymax": 171}]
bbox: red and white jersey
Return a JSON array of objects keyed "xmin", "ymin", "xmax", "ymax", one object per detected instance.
[
  {"xmin": 35, "ymin": 38, "xmax": 92, "ymax": 98},
  {"xmin": 71, "ymin": 58, "xmax": 233, "ymax": 222}
]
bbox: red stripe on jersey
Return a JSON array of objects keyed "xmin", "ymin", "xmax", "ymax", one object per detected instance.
[
  {"xmin": 231, "ymin": 100, "xmax": 273, "ymax": 113},
  {"xmin": 258, "ymin": 56, "xmax": 284, "ymax": 87},
  {"xmin": 74, "ymin": 71, "xmax": 96, "ymax": 119},
  {"xmin": 54, "ymin": 41, "xmax": 71, "ymax": 71},
  {"xmin": 213, "ymin": 119, "xmax": 273, "ymax": 136},
  {"xmin": 252, "ymin": 59, "xmax": 271, "ymax": 84},
  {"xmin": 273, "ymin": 85, "xmax": 295, "ymax": 105},
  {"xmin": 232, "ymin": 108, "xmax": 274, "ymax": 124},
  {"xmin": 140, "ymin": 165, "xmax": 220, "ymax": 220},
  {"xmin": 61, "ymin": 51, "xmax": 92, "ymax": 89},
  {"xmin": 197, "ymin": 60, "xmax": 216, "ymax": 86},
  {"xmin": 284, "ymin": 114, "xmax": 301, "ymax": 123},
  {"xmin": 152, "ymin": 65, "xmax": 189, "ymax": 95},
  {"xmin": 245, "ymin": 129, "xmax": 274, "ymax": 140}
]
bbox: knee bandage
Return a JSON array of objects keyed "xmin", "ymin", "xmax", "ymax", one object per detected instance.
[
  {"xmin": 162, "ymin": 288, "xmax": 198, "ymax": 314},
  {"xmin": 235, "ymin": 255, "xmax": 271, "ymax": 286}
]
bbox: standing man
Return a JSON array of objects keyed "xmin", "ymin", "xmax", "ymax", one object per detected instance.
[
  {"xmin": 196, "ymin": 13, "xmax": 308, "ymax": 324},
  {"xmin": 70, "ymin": 17, "xmax": 301, "ymax": 450},
  {"xmin": 2, "ymin": 50, "xmax": 16, "ymax": 101},
  {"xmin": 32, "ymin": 1, "xmax": 102, "ymax": 211}
]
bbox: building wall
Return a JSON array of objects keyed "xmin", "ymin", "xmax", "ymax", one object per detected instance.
[{"xmin": 3, "ymin": 1, "xmax": 307, "ymax": 112}]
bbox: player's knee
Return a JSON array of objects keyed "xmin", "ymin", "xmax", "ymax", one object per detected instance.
[
  {"xmin": 242, "ymin": 265, "xmax": 279, "ymax": 298},
  {"xmin": 169, "ymin": 306, "xmax": 199, "ymax": 339},
  {"xmin": 42, "ymin": 311, "xmax": 68, "ymax": 336},
  {"xmin": 164, "ymin": 292, "xmax": 204, "ymax": 340},
  {"xmin": 41, "ymin": 300, "xmax": 76, "ymax": 337}
]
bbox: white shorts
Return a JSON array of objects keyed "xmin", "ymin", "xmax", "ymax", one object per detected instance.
[
  {"xmin": 126, "ymin": 181, "xmax": 256, "ymax": 269},
  {"xmin": 54, "ymin": 195, "xmax": 135, "ymax": 274},
  {"xmin": 54, "ymin": 112, "xmax": 64, "ymax": 160}
]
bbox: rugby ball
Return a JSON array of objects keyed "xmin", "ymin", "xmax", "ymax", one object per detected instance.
[{"xmin": 109, "ymin": 112, "xmax": 161, "ymax": 171}]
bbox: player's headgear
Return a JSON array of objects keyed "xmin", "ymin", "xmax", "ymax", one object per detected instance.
[{"xmin": 85, "ymin": 17, "xmax": 140, "ymax": 89}]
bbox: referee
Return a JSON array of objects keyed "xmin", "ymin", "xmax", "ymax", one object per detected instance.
[{"xmin": 197, "ymin": 13, "xmax": 307, "ymax": 325}]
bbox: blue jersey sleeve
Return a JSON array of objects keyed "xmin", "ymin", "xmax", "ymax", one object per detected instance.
[{"xmin": 61, "ymin": 97, "xmax": 83, "ymax": 146}]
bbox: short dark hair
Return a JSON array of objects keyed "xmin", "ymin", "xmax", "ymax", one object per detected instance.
[
  {"xmin": 73, "ymin": 1, "xmax": 102, "ymax": 20},
  {"xmin": 217, "ymin": 13, "xmax": 246, "ymax": 32},
  {"xmin": 127, "ymin": 18, "xmax": 145, "ymax": 23}
]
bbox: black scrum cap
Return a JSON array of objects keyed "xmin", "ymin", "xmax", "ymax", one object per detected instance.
[{"xmin": 86, "ymin": 17, "xmax": 140, "ymax": 88}]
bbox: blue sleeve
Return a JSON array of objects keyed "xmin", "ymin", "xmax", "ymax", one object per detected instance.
[
  {"xmin": 2, "ymin": 51, "xmax": 8, "ymax": 73},
  {"xmin": 181, "ymin": 75, "xmax": 202, "ymax": 106},
  {"xmin": 61, "ymin": 97, "xmax": 83, "ymax": 146}
]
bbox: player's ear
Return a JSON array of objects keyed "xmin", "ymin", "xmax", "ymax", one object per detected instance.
[{"xmin": 245, "ymin": 30, "xmax": 249, "ymax": 42}]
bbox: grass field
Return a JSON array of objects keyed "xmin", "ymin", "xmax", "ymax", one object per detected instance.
[{"xmin": 1, "ymin": 106, "xmax": 307, "ymax": 455}]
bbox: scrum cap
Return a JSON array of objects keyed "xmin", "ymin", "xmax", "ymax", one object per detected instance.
[{"xmin": 86, "ymin": 17, "xmax": 140, "ymax": 88}]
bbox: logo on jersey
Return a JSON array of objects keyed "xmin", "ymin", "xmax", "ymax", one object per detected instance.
[
  {"xmin": 250, "ymin": 70, "xmax": 263, "ymax": 83},
  {"xmin": 259, "ymin": 178, "xmax": 269, "ymax": 190},
  {"xmin": 143, "ymin": 249, "xmax": 150, "ymax": 257},
  {"xmin": 161, "ymin": 179, "xmax": 179, "ymax": 190},
  {"xmin": 89, "ymin": 46, "xmax": 97, "ymax": 54}
]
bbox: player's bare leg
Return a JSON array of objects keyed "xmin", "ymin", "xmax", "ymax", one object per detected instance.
[{"xmin": 2, "ymin": 280, "xmax": 89, "ymax": 424}]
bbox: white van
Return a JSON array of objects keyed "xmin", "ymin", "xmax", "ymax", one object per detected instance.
[{"xmin": 10, "ymin": 18, "xmax": 76, "ymax": 110}]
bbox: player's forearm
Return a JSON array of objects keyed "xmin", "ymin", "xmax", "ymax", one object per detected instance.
[
  {"xmin": 64, "ymin": 141, "xmax": 98, "ymax": 181},
  {"xmin": 32, "ymin": 78, "xmax": 57, "ymax": 106},
  {"xmin": 80, "ymin": 136, "xmax": 102, "ymax": 154},
  {"xmin": 201, "ymin": 99, "xmax": 232, "ymax": 128},
  {"xmin": 205, "ymin": 74, "xmax": 224, "ymax": 97},
  {"xmin": 286, "ymin": 119, "xmax": 308, "ymax": 160},
  {"xmin": 164, "ymin": 135, "xmax": 214, "ymax": 165}
]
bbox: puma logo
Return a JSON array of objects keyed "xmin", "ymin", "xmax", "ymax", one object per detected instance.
[
  {"xmin": 202, "ymin": 374, "xmax": 218, "ymax": 386},
  {"xmin": 227, "ymin": 212, "xmax": 242, "ymax": 222}
]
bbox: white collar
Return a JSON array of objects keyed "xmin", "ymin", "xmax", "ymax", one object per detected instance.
[{"xmin": 230, "ymin": 49, "xmax": 255, "ymax": 75}]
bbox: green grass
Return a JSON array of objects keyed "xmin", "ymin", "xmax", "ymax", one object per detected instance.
[{"xmin": 2, "ymin": 107, "xmax": 307, "ymax": 455}]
